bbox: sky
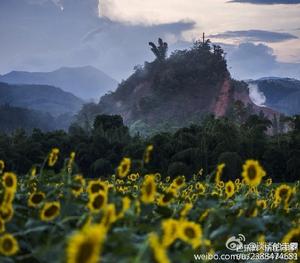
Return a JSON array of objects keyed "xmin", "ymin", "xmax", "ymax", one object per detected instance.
[{"xmin": 0, "ymin": 0, "xmax": 300, "ymax": 81}]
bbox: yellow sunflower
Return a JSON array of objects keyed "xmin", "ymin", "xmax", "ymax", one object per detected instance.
[
  {"xmin": 0, "ymin": 217, "xmax": 5, "ymax": 233},
  {"xmin": 117, "ymin": 157, "xmax": 131, "ymax": 178},
  {"xmin": 72, "ymin": 175, "xmax": 85, "ymax": 197},
  {"xmin": 215, "ymin": 163, "xmax": 225, "ymax": 185},
  {"xmin": 100, "ymin": 204, "xmax": 117, "ymax": 228},
  {"xmin": 244, "ymin": 207, "xmax": 258, "ymax": 217},
  {"xmin": 0, "ymin": 160, "xmax": 5, "ymax": 173},
  {"xmin": 0, "ymin": 203, "xmax": 14, "ymax": 222},
  {"xmin": 66, "ymin": 224, "xmax": 106, "ymax": 263},
  {"xmin": 67, "ymin": 151, "xmax": 76, "ymax": 169},
  {"xmin": 265, "ymin": 178, "xmax": 272, "ymax": 186},
  {"xmin": 161, "ymin": 219, "xmax": 178, "ymax": 247},
  {"xmin": 140, "ymin": 175, "xmax": 156, "ymax": 204},
  {"xmin": 48, "ymin": 148, "xmax": 59, "ymax": 167},
  {"xmin": 2, "ymin": 172, "xmax": 17, "ymax": 193},
  {"xmin": 40, "ymin": 201, "xmax": 60, "ymax": 221},
  {"xmin": 128, "ymin": 173, "xmax": 139, "ymax": 182},
  {"xmin": 225, "ymin": 181, "xmax": 235, "ymax": 199},
  {"xmin": 117, "ymin": 196, "xmax": 131, "ymax": 219},
  {"xmin": 87, "ymin": 192, "xmax": 107, "ymax": 213},
  {"xmin": 148, "ymin": 233, "xmax": 170, "ymax": 263},
  {"xmin": 241, "ymin": 160, "xmax": 266, "ymax": 187},
  {"xmin": 154, "ymin": 173, "xmax": 161, "ymax": 182},
  {"xmin": 282, "ymin": 227, "xmax": 300, "ymax": 256},
  {"xmin": 178, "ymin": 221, "xmax": 202, "ymax": 249},
  {"xmin": 199, "ymin": 209, "xmax": 211, "ymax": 222},
  {"xmin": 30, "ymin": 166, "xmax": 37, "ymax": 178},
  {"xmin": 170, "ymin": 175, "xmax": 186, "ymax": 190},
  {"xmin": 0, "ymin": 233, "xmax": 19, "ymax": 256},
  {"xmin": 195, "ymin": 182, "xmax": 206, "ymax": 195},
  {"xmin": 87, "ymin": 180, "xmax": 107, "ymax": 195},
  {"xmin": 256, "ymin": 199, "xmax": 267, "ymax": 210},
  {"xmin": 217, "ymin": 181, "xmax": 225, "ymax": 189},
  {"xmin": 157, "ymin": 190, "xmax": 175, "ymax": 206},
  {"xmin": 274, "ymin": 184, "xmax": 292, "ymax": 205},
  {"xmin": 235, "ymin": 178, "xmax": 240, "ymax": 184},
  {"xmin": 144, "ymin": 145, "xmax": 154, "ymax": 164},
  {"xmin": 28, "ymin": 191, "xmax": 45, "ymax": 208},
  {"xmin": 2, "ymin": 188, "xmax": 16, "ymax": 205},
  {"xmin": 180, "ymin": 203, "xmax": 193, "ymax": 218}
]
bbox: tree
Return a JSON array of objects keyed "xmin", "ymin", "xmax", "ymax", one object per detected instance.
[{"xmin": 149, "ymin": 38, "xmax": 168, "ymax": 62}]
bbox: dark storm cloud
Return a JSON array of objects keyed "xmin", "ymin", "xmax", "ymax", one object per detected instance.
[
  {"xmin": 228, "ymin": 0, "xmax": 300, "ymax": 4},
  {"xmin": 209, "ymin": 30, "xmax": 298, "ymax": 43}
]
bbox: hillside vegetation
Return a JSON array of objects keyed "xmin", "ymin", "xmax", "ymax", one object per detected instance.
[
  {"xmin": 77, "ymin": 39, "xmax": 282, "ymax": 135},
  {"xmin": 77, "ymin": 39, "xmax": 230, "ymax": 132},
  {"xmin": 0, "ymin": 82, "xmax": 83, "ymax": 116},
  {"xmin": 1, "ymin": 114, "xmax": 299, "ymax": 182}
]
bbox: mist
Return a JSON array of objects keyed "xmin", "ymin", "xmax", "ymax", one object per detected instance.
[{"xmin": 248, "ymin": 83, "xmax": 267, "ymax": 106}]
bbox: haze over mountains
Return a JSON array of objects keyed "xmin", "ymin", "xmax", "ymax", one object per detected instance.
[
  {"xmin": 248, "ymin": 78, "xmax": 300, "ymax": 116},
  {"xmin": 0, "ymin": 66, "xmax": 118, "ymax": 101},
  {"xmin": 73, "ymin": 40, "xmax": 293, "ymax": 134},
  {"xmin": 0, "ymin": 42, "xmax": 299, "ymax": 134}
]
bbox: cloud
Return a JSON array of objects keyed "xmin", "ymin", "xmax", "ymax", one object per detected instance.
[
  {"xmin": 209, "ymin": 30, "xmax": 298, "ymax": 43},
  {"xmin": 248, "ymin": 83, "xmax": 266, "ymax": 106},
  {"xmin": 79, "ymin": 19, "xmax": 195, "ymax": 79},
  {"xmin": 223, "ymin": 42, "xmax": 300, "ymax": 79},
  {"xmin": 228, "ymin": 0, "xmax": 300, "ymax": 4},
  {"xmin": 0, "ymin": 0, "xmax": 196, "ymax": 80},
  {"xmin": 0, "ymin": 0, "xmax": 299, "ymax": 83}
]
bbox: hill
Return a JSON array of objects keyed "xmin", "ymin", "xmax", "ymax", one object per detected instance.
[
  {"xmin": 0, "ymin": 82, "xmax": 83, "ymax": 117},
  {"xmin": 248, "ymin": 78, "xmax": 300, "ymax": 116},
  {"xmin": 0, "ymin": 104, "xmax": 58, "ymax": 133},
  {"xmin": 0, "ymin": 66, "xmax": 118, "ymax": 101},
  {"xmin": 76, "ymin": 39, "xmax": 279, "ymax": 133}
]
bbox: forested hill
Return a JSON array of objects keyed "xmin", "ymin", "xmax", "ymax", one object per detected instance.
[
  {"xmin": 76, "ymin": 39, "xmax": 279, "ymax": 134},
  {"xmin": 0, "ymin": 105, "xmax": 57, "ymax": 133},
  {"xmin": 98, "ymin": 39, "xmax": 228, "ymax": 130},
  {"xmin": 0, "ymin": 82, "xmax": 83, "ymax": 116}
]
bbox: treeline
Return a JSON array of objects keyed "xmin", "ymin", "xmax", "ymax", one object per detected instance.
[{"xmin": 0, "ymin": 114, "xmax": 299, "ymax": 182}]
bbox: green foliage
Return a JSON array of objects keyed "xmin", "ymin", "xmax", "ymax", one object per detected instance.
[
  {"xmin": 217, "ymin": 152, "xmax": 242, "ymax": 181},
  {"xmin": 0, "ymin": 105, "xmax": 57, "ymax": 133},
  {"xmin": 0, "ymin": 153, "xmax": 299, "ymax": 262},
  {"xmin": 167, "ymin": 162, "xmax": 189, "ymax": 178},
  {"xmin": 80, "ymin": 38, "xmax": 229, "ymax": 130},
  {"xmin": 91, "ymin": 158, "xmax": 113, "ymax": 177},
  {"xmin": 0, "ymin": 114, "xmax": 299, "ymax": 182},
  {"xmin": 148, "ymin": 38, "xmax": 168, "ymax": 62}
]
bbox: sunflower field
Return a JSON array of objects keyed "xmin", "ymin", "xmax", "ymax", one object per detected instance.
[{"xmin": 0, "ymin": 147, "xmax": 299, "ymax": 263}]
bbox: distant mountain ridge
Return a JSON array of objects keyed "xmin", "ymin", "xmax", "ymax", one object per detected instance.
[
  {"xmin": 0, "ymin": 82, "xmax": 83, "ymax": 117},
  {"xmin": 0, "ymin": 66, "xmax": 118, "ymax": 101},
  {"xmin": 248, "ymin": 78, "xmax": 300, "ymax": 115}
]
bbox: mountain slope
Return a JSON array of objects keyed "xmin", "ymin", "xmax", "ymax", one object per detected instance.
[
  {"xmin": 0, "ymin": 104, "xmax": 56, "ymax": 133},
  {"xmin": 76, "ymin": 40, "xmax": 278, "ymax": 133},
  {"xmin": 248, "ymin": 78, "xmax": 300, "ymax": 115},
  {"xmin": 98, "ymin": 41, "xmax": 228, "ymax": 126},
  {"xmin": 0, "ymin": 66, "xmax": 118, "ymax": 101},
  {"xmin": 0, "ymin": 82, "xmax": 83, "ymax": 117}
]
